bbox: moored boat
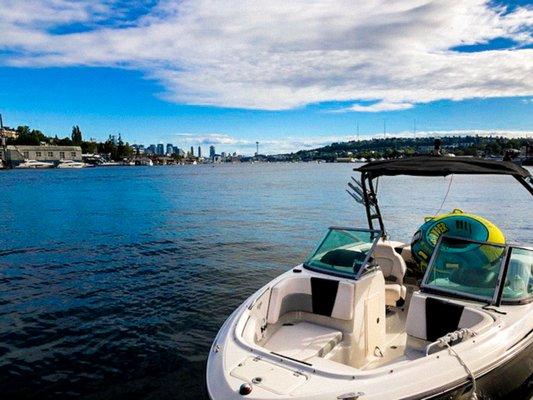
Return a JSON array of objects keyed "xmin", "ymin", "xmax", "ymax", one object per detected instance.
[
  {"xmin": 56, "ymin": 159, "xmax": 87, "ymax": 168},
  {"xmin": 15, "ymin": 159, "xmax": 54, "ymax": 169},
  {"xmin": 207, "ymin": 157, "xmax": 533, "ymax": 400}
]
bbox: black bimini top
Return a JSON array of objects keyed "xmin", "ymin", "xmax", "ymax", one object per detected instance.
[
  {"xmin": 356, "ymin": 156, "xmax": 531, "ymax": 179},
  {"xmin": 350, "ymin": 156, "xmax": 532, "ymax": 233}
]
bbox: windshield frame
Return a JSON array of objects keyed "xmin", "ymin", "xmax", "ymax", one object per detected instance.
[
  {"xmin": 498, "ymin": 244, "xmax": 533, "ymax": 305},
  {"xmin": 421, "ymin": 235, "xmax": 532, "ymax": 305},
  {"xmin": 303, "ymin": 227, "xmax": 382, "ymax": 280}
]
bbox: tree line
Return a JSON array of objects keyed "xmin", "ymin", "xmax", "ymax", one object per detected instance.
[{"xmin": 283, "ymin": 135, "xmax": 531, "ymax": 161}]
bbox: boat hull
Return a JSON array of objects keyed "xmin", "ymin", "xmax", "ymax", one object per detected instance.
[
  {"xmin": 206, "ymin": 267, "xmax": 533, "ymax": 400},
  {"xmin": 15, "ymin": 165, "xmax": 54, "ymax": 169},
  {"xmin": 57, "ymin": 164, "xmax": 85, "ymax": 168},
  {"xmin": 415, "ymin": 337, "xmax": 533, "ymax": 399},
  {"xmin": 207, "ymin": 335, "xmax": 533, "ymax": 400}
]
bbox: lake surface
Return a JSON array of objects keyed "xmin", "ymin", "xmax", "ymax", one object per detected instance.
[{"xmin": 0, "ymin": 163, "xmax": 531, "ymax": 399}]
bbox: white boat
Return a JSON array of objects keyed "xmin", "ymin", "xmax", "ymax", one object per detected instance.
[
  {"xmin": 56, "ymin": 159, "xmax": 87, "ymax": 169},
  {"xmin": 207, "ymin": 157, "xmax": 533, "ymax": 400},
  {"xmin": 15, "ymin": 159, "xmax": 54, "ymax": 169}
]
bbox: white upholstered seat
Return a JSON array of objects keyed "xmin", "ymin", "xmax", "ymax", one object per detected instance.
[
  {"xmin": 385, "ymin": 283, "xmax": 407, "ymax": 306},
  {"xmin": 406, "ymin": 293, "xmax": 494, "ymax": 352},
  {"xmin": 374, "ymin": 241, "xmax": 407, "ymax": 306},
  {"xmin": 267, "ymin": 276, "xmax": 355, "ymax": 324},
  {"xmin": 264, "ymin": 322, "xmax": 342, "ymax": 361}
]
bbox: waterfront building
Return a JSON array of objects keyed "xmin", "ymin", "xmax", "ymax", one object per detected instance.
[
  {"xmin": 156, "ymin": 143, "xmax": 164, "ymax": 155},
  {"xmin": 209, "ymin": 145, "xmax": 216, "ymax": 159},
  {"xmin": 190, "ymin": 146, "xmax": 194, "ymax": 157},
  {"xmin": 198, "ymin": 146, "xmax": 202, "ymax": 158},
  {"xmin": 176, "ymin": 148, "xmax": 185, "ymax": 157},
  {"xmin": 166, "ymin": 143, "xmax": 174, "ymax": 155},
  {"xmin": 137, "ymin": 145, "xmax": 145, "ymax": 155},
  {"xmin": 0, "ymin": 145, "xmax": 82, "ymax": 167},
  {"xmin": 0, "ymin": 127, "xmax": 18, "ymax": 139}
]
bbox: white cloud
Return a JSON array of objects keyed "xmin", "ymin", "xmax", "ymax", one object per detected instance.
[
  {"xmin": 0, "ymin": 0, "xmax": 532, "ymax": 110},
  {"xmin": 164, "ymin": 133, "xmax": 251, "ymax": 146},
  {"xmin": 348, "ymin": 101, "xmax": 414, "ymax": 112}
]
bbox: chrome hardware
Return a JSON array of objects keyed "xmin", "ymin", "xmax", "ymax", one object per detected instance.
[{"xmin": 337, "ymin": 392, "xmax": 364, "ymax": 400}]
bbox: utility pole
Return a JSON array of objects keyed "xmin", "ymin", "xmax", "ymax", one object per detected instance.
[
  {"xmin": 0, "ymin": 113, "xmax": 5, "ymax": 146},
  {"xmin": 0, "ymin": 113, "xmax": 6, "ymax": 168},
  {"xmin": 256, "ymin": 141, "xmax": 259, "ymax": 156}
]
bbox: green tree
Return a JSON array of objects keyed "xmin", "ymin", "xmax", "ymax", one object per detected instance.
[
  {"xmin": 71, "ymin": 125, "xmax": 82, "ymax": 145},
  {"xmin": 12, "ymin": 126, "xmax": 48, "ymax": 145},
  {"xmin": 16, "ymin": 125, "xmax": 30, "ymax": 136},
  {"xmin": 81, "ymin": 140, "xmax": 97, "ymax": 154}
]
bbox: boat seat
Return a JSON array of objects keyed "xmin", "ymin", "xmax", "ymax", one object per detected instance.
[
  {"xmin": 385, "ymin": 283, "xmax": 407, "ymax": 306},
  {"xmin": 264, "ymin": 321, "xmax": 342, "ymax": 361},
  {"xmin": 267, "ymin": 276, "xmax": 354, "ymax": 325},
  {"xmin": 406, "ymin": 293, "xmax": 494, "ymax": 350},
  {"xmin": 374, "ymin": 241, "xmax": 407, "ymax": 306}
]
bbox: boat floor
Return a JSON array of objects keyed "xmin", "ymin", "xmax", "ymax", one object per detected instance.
[{"xmin": 360, "ymin": 285, "xmax": 423, "ymax": 370}]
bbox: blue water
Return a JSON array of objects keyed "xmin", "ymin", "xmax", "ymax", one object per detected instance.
[{"xmin": 0, "ymin": 163, "xmax": 531, "ymax": 399}]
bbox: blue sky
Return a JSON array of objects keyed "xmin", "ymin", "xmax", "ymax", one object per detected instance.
[{"xmin": 0, "ymin": 0, "xmax": 531, "ymax": 154}]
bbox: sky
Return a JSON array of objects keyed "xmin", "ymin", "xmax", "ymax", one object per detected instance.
[{"xmin": 0, "ymin": 0, "xmax": 532, "ymax": 155}]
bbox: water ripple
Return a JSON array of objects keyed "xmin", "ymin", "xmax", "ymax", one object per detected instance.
[{"xmin": 0, "ymin": 164, "xmax": 530, "ymax": 399}]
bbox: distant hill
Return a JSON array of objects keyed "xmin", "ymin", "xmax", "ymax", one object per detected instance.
[{"xmin": 267, "ymin": 135, "xmax": 532, "ymax": 162}]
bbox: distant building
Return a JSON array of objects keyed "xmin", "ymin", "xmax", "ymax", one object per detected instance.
[
  {"xmin": 198, "ymin": 146, "xmax": 202, "ymax": 158},
  {"xmin": 166, "ymin": 143, "xmax": 174, "ymax": 155},
  {"xmin": 146, "ymin": 145, "xmax": 156, "ymax": 155},
  {"xmin": 156, "ymin": 143, "xmax": 164, "ymax": 155},
  {"xmin": 0, "ymin": 145, "xmax": 82, "ymax": 167},
  {"xmin": 176, "ymin": 148, "xmax": 185, "ymax": 157},
  {"xmin": 190, "ymin": 146, "xmax": 194, "ymax": 157},
  {"xmin": 0, "ymin": 127, "xmax": 18, "ymax": 139},
  {"xmin": 209, "ymin": 145, "xmax": 216, "ymax": 159},
  {"xmin": 221, "ymin": 152, "xmax": 227, "ymax": 160},
  {"xmin": 132, "ymin": 144, "xmax": 145, "ymax": 155}
]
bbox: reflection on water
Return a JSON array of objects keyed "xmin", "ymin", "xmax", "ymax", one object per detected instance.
[{"xmin": 0, "ymin": 163, "xmax": 531, "ymax": 399}]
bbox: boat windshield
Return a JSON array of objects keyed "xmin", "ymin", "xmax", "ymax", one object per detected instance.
[
  {"xmin": 422, "ymin": 236, "xmax": 508, "ymax": 302},
  {"xmin": 304, "ymin": 228, "xmax": 381, "ymax": 278},
  {"xmin": 502, "ymin": 247, "xmax": 533, "ymax": 303}
]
